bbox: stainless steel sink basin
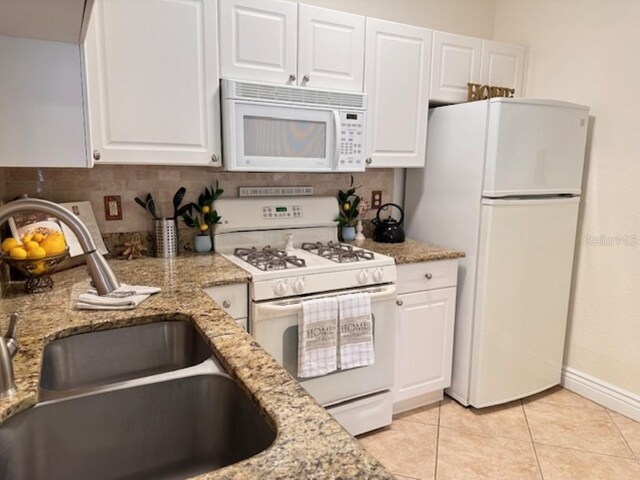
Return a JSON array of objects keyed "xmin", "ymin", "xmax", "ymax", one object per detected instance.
[
  {"xmin": 0, "ymin": 374, "xmax": 276, "ymax": 480},
  {"xmin": 40, "ymin": 321, "xmax": 212, "ymax": 395}
]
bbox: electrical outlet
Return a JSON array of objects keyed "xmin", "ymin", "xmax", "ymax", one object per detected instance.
[
  {"xmin": 371, "ymin": 190, "xmax": 382, "ymax": 209},
  {"xmin": 104, "ymin": 195, "xmax": 122, "ymax": 221}
]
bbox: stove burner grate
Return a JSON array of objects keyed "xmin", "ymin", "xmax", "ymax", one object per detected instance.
[
  {"xmin": 234, "ymin": 246, "xmax": 306, "ymax": 271},
  {"xmin": 301, "ymin": 241, "xmax": 375, "ymax": 263}
]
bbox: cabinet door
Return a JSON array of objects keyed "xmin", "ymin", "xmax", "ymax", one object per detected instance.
[
  {"xmin": 84, "ymin": 0, "xmax": 221, "ymax": 165},
  {"xmin": 364, "ymin": 19, "xmax": 432, "ymax": 168},
  {"xmin": 430, "ymin": 31, "xmax": 482, "ymax": 104},
  {"xmin": 480, "ymin": 40, "xmax": 526, "ymax": 97},
  {"xmin": 393, "ymin": 287, "xmax": 456, "ymax": 404},
  {"xmin": 219, "ymin": 0, "xmax": 297, "ymax": 84},
  {"xmin": 297, "ymin": 5, "xmax": 365, "ymax": 92}
]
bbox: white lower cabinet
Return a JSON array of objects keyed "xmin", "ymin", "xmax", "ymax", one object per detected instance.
[
  {"xmin": 393, "ymin": 260, "xmax": 458, "ymax": 413},
  {"xmin": 203, "ymin": 283, "xmax": 248, "ymax": 330}
]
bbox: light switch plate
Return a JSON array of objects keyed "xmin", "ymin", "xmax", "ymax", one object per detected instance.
[{"xmin": 104, "ymin": 195, "xmax": 122, "ymax": 221}]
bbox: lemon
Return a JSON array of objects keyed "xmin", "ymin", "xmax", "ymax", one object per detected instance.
[
  {"xmin": 199, "ymin": 224, "xmax": 209, "ymax": 232},
  {"xmin": 25, "ymin": 241, "xmax": 40, "ymax": 251},
  {"xmin": 1, "ymin": 238, "xmax": 20, "ymax": 253},
  {"xmin": 202, "ymin": 205, "xmax": 210, "ymax": 214},
  {"xmin": 32, "ymin": 261, "xmax": 45, "ymax": 275},
  {"xmin": 33, "ymin": 233, "xmax": 44, "ymax": 243},
  {"xmin": 39, "ymin": 235, "xmax": 66, "ymax": 256},
  {"xmin": 27, "ymin": 246, "xmax": 46, "ymax": 259},
  {"xmin": 22, "ymin": 234, "xmax": 33, "ymax": 244},
  {"xmin": 343, "ymin": 203, "xmax": 350, "ymax": 211},
  {"xmin": 9, "ymin": 246, "xmax": 27, "ymax": 260}
]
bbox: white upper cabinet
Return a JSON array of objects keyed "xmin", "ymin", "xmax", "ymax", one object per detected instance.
[
  {"xmin": 480, "ymin": 40, "xmax": 526, "ymax": 97},
  {"xmin": 219, "ymin": 0, "xmax": 298, "ymax": 85},
  {"xmin": 219, "ymin": 0, "xmax": 364, "ymax": 91},
  {"xmin": 297, "ymin": 5, "xmax": 365, "ymax": 92},
  {"xmin": 84, "ymin": 0, "xmax": 222, "ymax": 166},
  {"xmin": 364, "ymin": 18, "xmax": 432, "ymax": 168},
  {"xmin": 430, "ymin": 31, "xmax": 482, "ymax": 104}
]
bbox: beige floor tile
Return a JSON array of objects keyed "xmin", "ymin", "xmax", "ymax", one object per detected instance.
[
  {"xmin": 358, "ymin": 421, "xmax": 437, "ymax": 479},
  {"xmin": 439, "ymin": 397, "xmax": 530, "ymax": 441},
  {"xmin": 609, "ymin": 410, "xmax": 640, "ymax": 458},
  {"xmin": 436, "ymin": 427, "xmax": 542, "ymax": 480},
  {"xmin": 524, "ymin": 401, "xmax": 633, "ymax": 457},
  {"xmin": 526, "ymin": 386, "xmax": 604, "ymax": 411},
  {"xmin": 394, "ymin": 403, "xmax": 440, "ymax": 426},
  {"xmin": 535, "ymin": 443, "xmax": 640, "ymax": 480}
]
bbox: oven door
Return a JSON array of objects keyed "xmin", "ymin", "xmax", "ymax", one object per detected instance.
[
  {"xmin": 224, "ymin": 100, "xmax": 340, "ymax": 172},
  {"xmin": 250, "ymin": 284, "xmax": 396, "ymax": 406}
]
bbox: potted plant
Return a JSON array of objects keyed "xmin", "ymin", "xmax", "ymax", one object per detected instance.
[
  {"xmin": 336, "ymin": 176, "xmax": 361, "ymax": 242},
  {"xmin": 179, "ymin": 182, "xmax": 224, "ymax": 253}
]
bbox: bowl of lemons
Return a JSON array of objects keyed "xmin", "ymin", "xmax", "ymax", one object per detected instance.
[{"xmin": 1, "ymin": 231, "xmax": 69, "ymax": 293}]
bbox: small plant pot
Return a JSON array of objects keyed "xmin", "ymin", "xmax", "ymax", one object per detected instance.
[
  {"xmin": 341, "ymin": 226, "xmax": 356, "ymax": 242},
  {"xmin": 194, "ymin": 234, "xmax": 212, "ymax": 253}
]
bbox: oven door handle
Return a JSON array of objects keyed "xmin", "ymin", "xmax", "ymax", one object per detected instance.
[{"xmin": 255, "ymin": 285, "xmax": 397, "ymax": 316}]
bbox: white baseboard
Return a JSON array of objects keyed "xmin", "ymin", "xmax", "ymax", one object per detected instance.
[
  {"xmin": 392, "ymin": 390, "xmax": 443, "ymax": 415},
  {"xmin": 561, "ymin": 366, "xmax": 640, "ymax": 422}
]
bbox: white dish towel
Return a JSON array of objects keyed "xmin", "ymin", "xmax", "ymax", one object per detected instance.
[
  {"xmin": 76, "ymin": 284, "xmax": 161, "ymax": 311},
  {"xmin": 298, "ymin": 296, "xmax": 339, "ymax": 378},
  {"xmin": 338, "ymin": 292, "xmax": 375, "ymax": 370}
]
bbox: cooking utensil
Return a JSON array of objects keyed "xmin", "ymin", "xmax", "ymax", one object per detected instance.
[
  {"xmin": 172, "ymin": 187, "xmax": 186, "ymax": 219},
  {"xmin": 146, "ymin": 194, "xmax": 159, "ymax": 219},
  {"xmin": 134, "ymin": 197, "xmax": 147, "ymax": 211},
  {"xmin": 372, "ymin": 203, "xmax": 405, "ymax": 243}
]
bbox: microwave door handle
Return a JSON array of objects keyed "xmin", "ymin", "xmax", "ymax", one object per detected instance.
[{"xmin": 333, "ymin": 110, "xmax": 341, "ymax": 168}]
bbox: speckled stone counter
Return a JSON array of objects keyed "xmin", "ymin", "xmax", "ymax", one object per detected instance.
[
  {"xmin": 0, "ymin": 254, "xmax": 393, "ymax": 479},
  {"xmin": 355, "ymin": 238, "xmax": 465, "ymax": 264}
]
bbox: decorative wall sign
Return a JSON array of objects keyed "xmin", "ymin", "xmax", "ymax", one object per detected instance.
[{"xmin": 467, "ymin": 83, "xmax": 516, "ymax": 102}]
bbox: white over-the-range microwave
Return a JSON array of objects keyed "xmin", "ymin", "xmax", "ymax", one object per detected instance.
[{"xmin": 221, "ymin": 79, "xmax": 367, "ymax": 172}]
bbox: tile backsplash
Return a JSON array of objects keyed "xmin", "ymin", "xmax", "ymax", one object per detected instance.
[{"xmin": 1, "ymin": 166, "xmax": 394, "ymax": 236}]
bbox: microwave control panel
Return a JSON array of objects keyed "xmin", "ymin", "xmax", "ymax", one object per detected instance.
[{"xmin": 338, "ymin": 111, "xmax": 365, "ymax": 170}]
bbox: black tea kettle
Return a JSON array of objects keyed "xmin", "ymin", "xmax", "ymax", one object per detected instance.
[{"xmin": 372, "ymin": 203, "xmax": 405, "ymax": 243}]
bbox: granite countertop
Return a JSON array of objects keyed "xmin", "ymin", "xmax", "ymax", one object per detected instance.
[
  {"xmin": 0, "ymin": 254, "xmax": 393, "ymax": 479},
  {"xmin": 356, "ymin": 238, "xmax": 465, "ymax": 264}
]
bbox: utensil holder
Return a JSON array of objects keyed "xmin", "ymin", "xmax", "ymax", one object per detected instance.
[{"xmin": 155, "ymin": 218, "xmax": 178, "ymax": 258}]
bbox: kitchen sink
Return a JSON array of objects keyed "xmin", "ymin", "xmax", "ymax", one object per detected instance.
[
  {"xmin": 39, "ymin": 320, "xmax": 212, "ymax": 396},
  {"xmin": 0, "ymin": 373, "xmax": 276, "ymax": 480}
]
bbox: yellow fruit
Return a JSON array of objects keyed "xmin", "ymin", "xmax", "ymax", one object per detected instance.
[
  {"xmin": 9, "ymin": 247, "xmax": 27, "ymax": 260},
  {"xmin": 33, "ymin": 233, "xmax": 44, "ymax": 243},
  {"xmin": 343, "ymin": 203, "xmax": 350, "ymax": 211},
  {"xmin": 27, "ymin": 247, "xmax": 46, "ymax": 259},
  {"xmin": 39, "ymin": 235, "xmax": 66, "ymax": 256},
  {"xmin": 202, "ymin": 205, "xmax": 210, "ymax": 214},
  {"xmin": 25, "ymin": 241, "xmax": 40, "ymax": 251},
  {"xmin": 1, "ymin": 238, "xmax": 20, "ymax": 253},
  {"xmin": 199, "ymin": 224, "xmax": 209, "ymax": 232},
  {"xmin": 32, "ymin": 261, "xmax": 45, "ymax": 275},
  {"xmin": 22, "ymin": 234, "xmax": 33, "ymax": 244}
]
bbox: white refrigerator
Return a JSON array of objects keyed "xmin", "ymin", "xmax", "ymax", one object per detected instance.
[{"xmin": 405, "ymin": 98, "xmax": 590, "ymax": 408}]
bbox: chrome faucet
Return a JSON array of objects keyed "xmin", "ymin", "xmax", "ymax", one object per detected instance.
[
  {"xmin": 0, "ymin": 198, "xmax": 120, "ymax": 295},
  {"xmin": 0, "ymin": 313, "xmax": 18, "ymax": 399}
]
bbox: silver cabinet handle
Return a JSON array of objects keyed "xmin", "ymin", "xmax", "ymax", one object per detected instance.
[
  {"xmin": 302, "ymin": 74, "xmax": 310, "ymax": 82},
  {"xmin": 211, "ymin": 153, "xmax": 219, "ymax": 163},
  {"xmin": 93, "ymin": 149, "xmax": 101, "ymax": 161},
  {"xmin": 425, "ymin": 273, "xmax": 433, "ymax": 280},
  {"xmin": 365, "ymin": 157, "xmax": 373, "ymax": 165},
  {"xmin": 222, "ymin": 300, "xmax": 231, "ymax": 308},
  {"xmin": 396, "ymin": 299, "xmax": 403, "ymax": 306},
  {"xmin": 288, "ymin": 73, "xmax": 296, "ymax": 82}
]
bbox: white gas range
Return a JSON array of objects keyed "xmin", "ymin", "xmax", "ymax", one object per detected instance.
[{"xmin": 214, "ymin": 196, "xmax": 398, "ymax": 436}]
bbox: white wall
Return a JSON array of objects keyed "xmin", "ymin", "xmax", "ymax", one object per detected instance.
[
  {"xmin": 299, "ymin": 0, "xmax": 496, "ymax": 38},
  {"xmin": 494, "ymin": 0, "xmax": 640, "ymax": 395}
]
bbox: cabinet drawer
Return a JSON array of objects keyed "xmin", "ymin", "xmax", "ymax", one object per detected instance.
[
  {"xmin": 203, "ymin": 284, "xmax": 248, "ymax": 319},
  {"xmin": 397, "ymin": 259, "xmax": 458, "ymax": 294}
]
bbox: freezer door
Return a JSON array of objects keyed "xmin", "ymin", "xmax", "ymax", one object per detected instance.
[
  {"xmin": 469, "ymin": 197, "xmax": 580, "ymax": 407},
  {"xmin": 483, "ymin": 99, "xmax": 589, "ymax": 197}
]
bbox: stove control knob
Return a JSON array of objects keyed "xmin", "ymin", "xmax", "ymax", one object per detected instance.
[
  {"xmin": 293, "ymin": 278, "xmax": 306, "ymax": 293},
  {"xmin": 372, "ymin": 268, "xmax": 384, "ymax": 283},
  {"xmin": 357, "ymin": 270, "xmax": 369, "ymax": 284},
  {"xmin": 273, "ymin": 281, "xmax": 288, "ymax": 297}
]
